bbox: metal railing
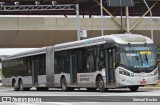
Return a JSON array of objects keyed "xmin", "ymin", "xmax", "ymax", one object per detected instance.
[
  {"xmin": 0, "ymin": 2, "xmax": 81, "ymax": 41},
  {"xmin": 0, "ymin": 4, "xmax": 75, "ymax": 11}
]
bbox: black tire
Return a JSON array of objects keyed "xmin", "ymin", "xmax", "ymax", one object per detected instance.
[
  {"xmin": 86, "ymin": 88, "xmax": 97, "ymax": 92},
  {"xmin": 36, "ymin": 87, "xmax": 49, "ymax": 91},
  {"xmin": 23, "ymin": 88, "xmax": 30, "ymax": 91},
  {"xmin": 18, "ymin": 80, "xmax": 31, "ymax": 91},
  {"xmin": 36, "ymin": 87, "xmax": 41, "ymax": 91},
  {"xmin": 69, "ymin": 88, "xmax": 74, "ymax": 91},
  {"xmin": 13, "ymin": 80, "xmax": 19, "ymax": 91},
  {"xmin": 19, "ymin": 80, "xmax": 25, "ymax": 91},
  {"xmin": 61, "ymin": 77, "xmax": 69, "ymax": 92},
  {"xmin": 97, "ymin": 76, "xmax": 107, "ymax": 92},
  {"xmin": 129, "ymin": 86, "xmax": 139, "ymax": 92}
]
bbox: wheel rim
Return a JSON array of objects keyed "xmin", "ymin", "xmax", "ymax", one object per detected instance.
[
  {"xmin": 19, "ymin": 81, "xmax": 23, "ymax": 90},
  {"xmin": 129, "ymin": 86, "xmax": 139, "ymax": 91},
  {"xmin": 62, "ymin": 80, "xmax": 66, "ymax": 90},
  {"xmin": 13, "ymin": 82, "xmax": 16, "ymax": 87},
  {"xmin": 99, "ymin": 79, "xmax": 104, "ymax": 89}
]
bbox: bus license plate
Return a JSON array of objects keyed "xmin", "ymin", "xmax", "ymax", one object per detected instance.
[{"xmin": 140, "ymin": 81, "xmax": 146, "ymax": 85}]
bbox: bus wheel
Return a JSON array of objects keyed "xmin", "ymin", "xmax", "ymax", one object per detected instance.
[
  {"xmin": 97, "ymin": 76, "xmax": 106, "ymax": 92},
  {"xmin": 36, "ymin": 87, "xmax": 49, "ymax": 91},
  {"xmin": 24, "ymin": 88, "xmax": 30, "ymax": 91},
  {"xmin": 61, "ymin": 77, "xmax": 69, "ymax": 92},
  {"xmin": 69, "ymin": 88, "xmax": 74, "ymax": 91},
  {"xmin": 129, "ymin": 86, "xmax": 139, "ymax": 92},
  {"xmin": 86, "ymin": 88, "xmax": 97, "ymax": 92},
  {"xmin": 19, "ymin": 80, "xmax": 25, "ymax": 91},
  {"xmin": 13, "ymin": 80, "xmax": 19, "ymax": 91}
]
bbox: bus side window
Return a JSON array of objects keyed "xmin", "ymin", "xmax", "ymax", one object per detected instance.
[
  {"xmin": 86, "ymin": 46, "xmax": 98, "ymax": 72},
  {"xmin": 61, "ymin": 51, "xmax": 70, "ymax": 73},
  {"xmin": 115, "ymin": 51, "xmax": 120, "ymax": 67},
  {"xmin": 112, "ymin": 49, "xmax": 116, "ymax": 69},
  {"xmin": 77, "ymin": 48, "xmax": 87, "ymax": 73},
  {"xmin": 98, "ymin": 45, "xmax": 105, "ymax": 70},
  {"xmin": 54, "ymin": 51, "xmax": 62, "ymax": 74}
]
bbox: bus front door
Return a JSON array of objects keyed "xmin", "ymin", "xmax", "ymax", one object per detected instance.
[
  {"xmin": 106, "ymin": 48, "xmax": 116, "ymax": 86},
  {"xmin": 31, "ymin": 59, "xmax": 38, "ymax": 85},
  {"xmin": 70, "ymin": 53, "xmax": 77, "ymax": 85}
]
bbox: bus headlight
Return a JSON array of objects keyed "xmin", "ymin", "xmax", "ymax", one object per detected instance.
[
  {"xmin": 119, "ymin": 69, "xmax": 130, "ymax": 76},
  {"xmin": 154, "ymin": 70, "xmax": 158, "ymax": 75}
]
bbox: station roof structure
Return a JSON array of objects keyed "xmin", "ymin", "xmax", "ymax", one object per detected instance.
[
  {"xmin": 0, "ymin": 0, "xmax": 160, "ymax": 16},
  {"xmin": 0, "ymin": 0, "xmax": 160, "ymax": 48}
]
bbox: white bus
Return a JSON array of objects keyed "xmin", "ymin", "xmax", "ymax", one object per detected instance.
[{"xmin": 2, "ymin": 34, "xmax": 158, "ymax": 92}]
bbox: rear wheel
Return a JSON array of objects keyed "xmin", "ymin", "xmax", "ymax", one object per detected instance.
[
  {"xmin": 129, "ymin": 86, "xmax": 139, "ymax": 92},
  {"xmin": 61, "ymin": 77, "xmax": 69, "ymax": 92},
  {"xmin": 86, "ymin": 88, "xmax": 97, "ymax": 92},
  {"xmin": 36, "ymin": 87, "xmax": 49, "ymax": 91},
  {"xmin": 18, "ymin": 79, "xmax": 31, "ymax": 91},
  {"xmin": 24, "ymin": 88, "xmax": 30, "ymax": 91},
  {"xmin": 19, "ymin": 80, "xmax": 25, "ymax": 91},
  {"xmin": 13, "ymin": 80, "xmax": 19, "ymax": 91},
  {"xmin": 69, "ymin": 88, "xmax": 74, "ymax": 91}
]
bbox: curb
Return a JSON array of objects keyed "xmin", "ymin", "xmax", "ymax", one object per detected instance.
[{"xmin": 139, "ymin": 87, "xmax": 160, "ymax": 90}]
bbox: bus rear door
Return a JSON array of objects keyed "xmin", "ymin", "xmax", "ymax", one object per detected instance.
[
  {"xmin": 70, "ymin": 52, "xmax": 77, "ymax": 85},
  {"xmin": 31, "ymin": 58, "xmax": 39, "ymax": 85}
]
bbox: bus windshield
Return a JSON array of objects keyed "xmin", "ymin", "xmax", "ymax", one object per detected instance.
[
  {"xmin": 120, "ymin": 51, "xmax": 156, "ymax": 68},
  {"xmin": 119, "ymin": 45, "xmax": 157, "ymax": 68}
]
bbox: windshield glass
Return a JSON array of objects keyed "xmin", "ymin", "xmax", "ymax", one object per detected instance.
[
  {"xmin": 119, "ymin": 45, "xmax": 156, "ymax": 68},
  {"xmin": 120, "ymin": 51, "xmax": 156, "ymax": 68}
]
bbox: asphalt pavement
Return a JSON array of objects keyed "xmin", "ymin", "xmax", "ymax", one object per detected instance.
[
  {"xmin": 0, "ymin": 87, "xmax": 160, "ymax": 96},
  {"xmin": 0, "ymin": 87, "xmax": 160, "ymax": 103}
]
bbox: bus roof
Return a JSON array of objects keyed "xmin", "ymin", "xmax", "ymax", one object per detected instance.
[
  {"xmin": 2, "ymin": 47, "xmax": 47, "ymax": 61},
  {"xmin": 2, "ymin": 34, "xmax": 153, "ymax": 61},
  {"xmin": 54, "ymin": 34, "xmax": 153, "ymax": 51}
]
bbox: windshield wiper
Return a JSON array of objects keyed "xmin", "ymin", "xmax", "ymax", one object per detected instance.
[
  {"xmin": 135, "ymin": 56, "xmax": 141, "ymax": 71},
  {"xmin": 145, "ymin": 54, "xmax": 149, "ymax": 64}
]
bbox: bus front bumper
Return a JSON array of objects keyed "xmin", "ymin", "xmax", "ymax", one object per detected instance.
[{"xmin": 118, "ymin": 73, "xmax": 158, "ymax": 87}]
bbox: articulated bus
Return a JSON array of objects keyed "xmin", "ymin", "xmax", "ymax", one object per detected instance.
[{"xmin": 2, "ymin": 34, "xmax": 158, "ymax": 92}]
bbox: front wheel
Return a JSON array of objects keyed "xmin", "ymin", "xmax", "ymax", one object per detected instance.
[
  {"xmin": 97, "ymin": 76, "xmax": 107, "ymax": 92},
  {"xmin": 129, "ymin": 86, "xmax": 139, "ymax": 92}
]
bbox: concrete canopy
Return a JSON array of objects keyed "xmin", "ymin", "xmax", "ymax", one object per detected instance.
[
  {"xmin": 0, "ymin": 0, "xmax": 160, "ymax": 48},
  {"xmin": 0, "ymin": 17, "xmax": 160, "ymax": 48},
  {"xmin": 0, "ymin": 0, "xmax": 160, "ymax": 16}
]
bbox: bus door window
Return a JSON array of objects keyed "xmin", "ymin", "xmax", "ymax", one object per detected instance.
[
  {"xmin": 31, "ymin": 57, "xmax": 38, "ymax": 85},
  {"xmin": 108, "ymin": 49, "xmax": 113, "ymax": 83},
  {"xmin": 98, "ymin": 45, "xmax": 105, "ymax": 70},
  {"xmin": 106, "ymin": 48, "xmax": 116, "ymax": 85},
  {"xmin": 86, "ymin": 46, "xmax": 98, "ymax": 72},
  {"xmin": 70, "ymin": 51, "xmax": 77, "ymax": 84}
]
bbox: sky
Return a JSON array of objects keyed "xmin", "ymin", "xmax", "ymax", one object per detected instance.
[{"xmin": 0, "ymin": 48, "xmax": 38, "ymax": 55}]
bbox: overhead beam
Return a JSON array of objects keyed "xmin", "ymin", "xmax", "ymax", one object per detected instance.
[
  {"xmin": 0, "ymin": 4, "xmax": 75, "ymax": 11},
  {"xmin": 95, "ymin": 0, "xmax": 128, "ymax": 32},
  {"xmin": 129, "ymin": 1, "xmax": 158, "ymax": 31},
  {"xmin": 125, "ymin": 6, "xmax": 130, "ymax": 33}
]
